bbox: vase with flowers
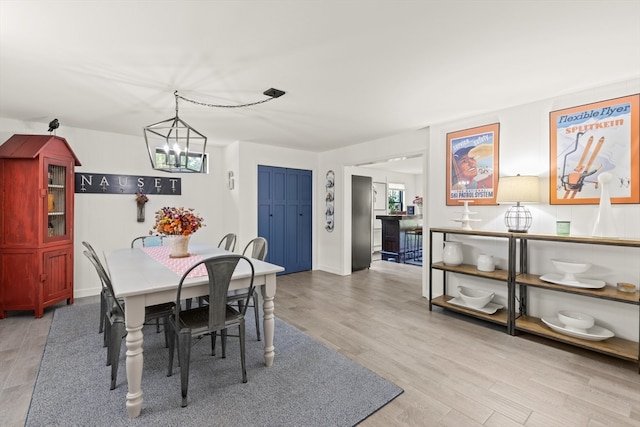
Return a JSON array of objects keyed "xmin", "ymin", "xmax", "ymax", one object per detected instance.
[
  {"xmin": 412, "ymin": 196, "xmax": 423, "ymax": 215},
  {"xmin": 135, "ymin": 191, "xmax": 149, "ymax": 222},
  {"xmin": 151, "ymin": 206, "xmax": 205, "ymax": 258}
]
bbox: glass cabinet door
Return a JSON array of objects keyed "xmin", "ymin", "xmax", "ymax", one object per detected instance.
[{"xmin": 47, "ymin": 163, "xmax": 67, "ymax": 239}]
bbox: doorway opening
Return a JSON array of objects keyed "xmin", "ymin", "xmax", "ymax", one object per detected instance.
[{"xmin": 352, "ymin": 154, "xmax": 424, "ymax": 267}]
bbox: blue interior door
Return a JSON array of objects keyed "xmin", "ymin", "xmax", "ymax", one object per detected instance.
[{"xmin": 258, "ymin": 165, "xmax": 312, "ymax": 274}]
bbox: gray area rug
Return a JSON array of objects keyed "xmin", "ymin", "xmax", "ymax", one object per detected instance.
[{"xmin": 27, "ymin": 303, "xmax": 402, "ymax": 426}]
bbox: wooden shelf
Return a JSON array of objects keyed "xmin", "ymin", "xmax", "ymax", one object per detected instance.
[
  {"xmin": 432, "ymin": 295, "xmax": 508, "ymax": 326},
  {"xmin": 429, "ymin": 227, "xmax": 640, "ymax": 371},
  {"xmin": 516, "ymin": 315, "xmax": 639, "ymax": 362},
  {"xmin": 516, "ymin": 273, "xmax": 639, "ymax": 304},
  {"xmin": 520, "ymin": 233, "xmax": 640, "ymax": 247},
  {"xmin": 429, "ymin": 227, "xmax": 512, "ymax": 239},
  {"xmin": 432, "ymin": 262, "xmax": 509, "ymax": 281}
]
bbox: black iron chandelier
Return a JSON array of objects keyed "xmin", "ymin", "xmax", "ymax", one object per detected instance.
[{"xmin": 144, "ymin": 88, "xmax": 285, "ymax": 173}]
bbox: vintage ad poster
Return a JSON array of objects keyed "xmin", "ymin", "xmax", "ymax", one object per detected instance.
[
  {"xmin": 549, "ymin": 94, "xmax": 639, "ymax": 204},
  {"xmin": 446, "ymin": 123, "xmax": 499, "ymax": 206}
]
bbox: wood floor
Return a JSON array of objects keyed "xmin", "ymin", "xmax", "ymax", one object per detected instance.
[{"xmin": 1, "ymin": 260, "xmax": 639, "ymax": 426}]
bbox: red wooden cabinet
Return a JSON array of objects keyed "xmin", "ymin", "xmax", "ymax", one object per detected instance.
[{"xmin": 0, "ymin": 134, "xmax": 81, "ymax": 318}]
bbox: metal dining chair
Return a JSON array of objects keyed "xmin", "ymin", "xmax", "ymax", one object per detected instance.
[
  {"xmin": 167, "ymin": 254, "xmax": 255, "ymax": 407},
  {"xmin": 83, "ymin": 248, "xmax": 175, "ymax": 390},
  {"xmin": 83, "ymin": 250, "xmax": 126, "ymax": 389},
  {"xmin": 82, "ymin": 241, "xmax": 109, "ymax": 340},
  {"xmin": 227, "ymin": 237, "xmax": 268, "ymax": 341},
  {"xmin": 131, "ymin": 235, "xmax": 165, "ymax": 247},
  {"xmin": 217, "ymin": 233, "xmax": 237, "ymax": 252}
]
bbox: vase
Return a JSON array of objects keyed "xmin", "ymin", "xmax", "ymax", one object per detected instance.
[
  {"xmin": 442, "ymin": 241, "xmax": 463, "ymax": 266},
  {"xmin": 136, "ymin": 202, "xmax": 145, "ymax": 222},
  {"xmin": 591, "ymin": 172, "xmax": 617, "ymax": 238},
  {"xmin": 477, "ymin": 253, "xmax": 495, "ymax": 272},
  {"xmin": 416, "ymin": 205, "xmax": 423, "ymax": 215},
  {"xmin": 168, "ymin": 235, "xmax": 191, "ymax": 258}
]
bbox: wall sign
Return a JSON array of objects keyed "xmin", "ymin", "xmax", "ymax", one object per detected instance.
[{"xmin": 74, "ymin": 173, "xmax": 182, "ymax": 195}]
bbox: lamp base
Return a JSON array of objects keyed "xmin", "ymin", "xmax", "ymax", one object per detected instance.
[{"xmin": 504, "ymin": 203, "xmax": 532, "ymax": 233}]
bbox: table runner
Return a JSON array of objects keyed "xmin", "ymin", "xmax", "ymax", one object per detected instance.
[{"xmin": 142, "ymin": 246, "xmax": 207, "ymax": 278}]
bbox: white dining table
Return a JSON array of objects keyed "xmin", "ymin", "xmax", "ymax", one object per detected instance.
[{"xmin": 105, "ymin": 243, "xmax": 285, "ymax": 418}]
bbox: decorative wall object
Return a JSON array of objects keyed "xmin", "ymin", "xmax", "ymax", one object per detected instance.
[
  {"xmin": 446, "ymin": 123, "xmax": 500, "ymax": 205},
  {"xmin": 135, "ymin": 192, "xmax": 148, "ymax": 222},
  {"xmin": 325, "ymin": 170, "xmax": 335, "ymax": 232},
  {"xmin": 75, "ymin": 173, "xmax": 181, "ymax": 195},
  {"xmin": 549, "ymin": 94, "xmax": 639, "ymax": 205},
  {"xmin": 227, "ymin": 171, "xmax": 235, "ymax": 190}
]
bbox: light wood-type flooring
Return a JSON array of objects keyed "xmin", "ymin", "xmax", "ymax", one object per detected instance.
[{"xmin": 1, "ymin": 260, "xmax": 639, "ymax": 426}]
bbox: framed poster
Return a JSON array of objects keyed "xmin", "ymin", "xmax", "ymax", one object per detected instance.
[
  {"xmin": 446, "ymin": 123, "xmax": 499, "ymax": 206},
  {"xmin": 549, "ymin": 94, "xmax": 639, "ymax": 204}
]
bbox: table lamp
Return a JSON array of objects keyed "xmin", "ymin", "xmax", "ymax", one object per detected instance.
[{"xmin": 496, "ymin": 175, "xmax": 540, "ymax": 232}]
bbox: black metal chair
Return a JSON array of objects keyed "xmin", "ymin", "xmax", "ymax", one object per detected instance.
[
  {"xmin": 227, "ymin": 237, "xmax": 268, "ymax": 341},
  {"xmin": 217, "ymin": 233, "xmax": 237, "ymax": 252},
  {"xmin": 81, "ymin": 241, "xmax": 109, "ymax": 340},
  {"xmin": 131, "ymin": 235, "xmax": 165, "ymax": 248},
  {"xmin": 167, "ymin": 254, "xmax": 255, "ymax": 407},
  {"xmin": 83, "ymin": 250, "xmax": 126, "ymax": 390},
  {"xmin": 83, "ymin": 248, "xmax": 175, "ymax": 390}
]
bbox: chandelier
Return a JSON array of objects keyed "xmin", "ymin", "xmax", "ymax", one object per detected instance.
[{"xmin": 144, "ymin": 88, "xmax": 285, "ymax": 173}]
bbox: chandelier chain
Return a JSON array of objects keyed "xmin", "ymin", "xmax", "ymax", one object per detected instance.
[{"xmin": 175, "ymin": 90, "xmax": 275, "ymax": 109}]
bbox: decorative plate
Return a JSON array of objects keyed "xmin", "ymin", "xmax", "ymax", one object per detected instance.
[{"xmin": 541, "ymin": 317, "xmax": 614, "ymax": 341}]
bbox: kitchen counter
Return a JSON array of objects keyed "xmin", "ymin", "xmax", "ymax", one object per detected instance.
[{"xmin": 376, "ymin": 215, "xmax": 422, "ymax": 263}]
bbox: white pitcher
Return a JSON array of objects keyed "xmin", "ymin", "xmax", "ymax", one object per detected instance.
[{"xmin": 442, "ymin": 241, "xmax": 463, "ymax": 266}]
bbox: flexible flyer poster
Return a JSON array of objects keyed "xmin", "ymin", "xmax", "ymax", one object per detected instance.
[
  {"xmin": 446, "ymin": 123, "xmax": 499, "ymax": 206},
  {"xmin": 549, "ymin": 94, "xmax": 639, "ymax": 204}
]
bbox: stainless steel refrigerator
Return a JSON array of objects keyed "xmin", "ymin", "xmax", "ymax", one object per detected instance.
[{"xmin": 352, "ymin": 175, "xmax": 372, "ymax": 271}]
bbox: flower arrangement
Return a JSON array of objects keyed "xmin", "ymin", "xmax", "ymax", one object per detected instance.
[
  {"xmin": 412, "ymin": 196, "xmax": 423, "ymax": 206},
  {"xmin": 135, "ymin": 191, "xmax": 149, "ymax": 204},
  {"xmin": 151, "ymin": 206, "xmax": 205, "ymax": 236}
]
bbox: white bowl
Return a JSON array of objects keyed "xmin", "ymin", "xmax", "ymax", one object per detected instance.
[
  {"xmin": 551, "ymin": 259, "xmax": 591, "ymax": 283},
  {"xmin": 557, "ymin": 310, "xmax": 595, "ymax": 332},
  {"xmin": 457, "ymin": 286, "xmax": 494, "ymax": 309}
]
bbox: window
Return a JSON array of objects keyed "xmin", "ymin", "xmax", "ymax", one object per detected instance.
[{"xmin": 388, "ymin": 183, "xmax": 405, "ymax": 213}]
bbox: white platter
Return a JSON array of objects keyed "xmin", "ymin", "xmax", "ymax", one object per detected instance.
[
  {"xmin": 448, "ymin": 297, "xmax": 503, "ymax": 314},
  {"xmin": 539, "ymin": 273, "xmax": 605, "ymax": 289},
  {"xmin": 541, "ymin": 317, "xmax": 614, "ymax": 341}
]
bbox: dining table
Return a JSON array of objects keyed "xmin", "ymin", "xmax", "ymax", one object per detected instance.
[{"xmin": 104, "ymin": 243, "xmax": 285, "ymax": 418}]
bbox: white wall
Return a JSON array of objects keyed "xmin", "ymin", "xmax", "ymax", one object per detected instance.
[{"xmin": 427, "ymin": 78, "xmax": 640, "ymax": 340}]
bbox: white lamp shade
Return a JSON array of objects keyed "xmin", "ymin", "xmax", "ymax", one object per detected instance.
[{"xmin": 496, "ymin": 175, "xmax": 540, "ymax": 204}]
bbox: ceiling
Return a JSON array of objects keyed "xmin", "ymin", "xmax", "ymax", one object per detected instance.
[{"xmin": 1, "ymin": 1, "xmax": 639, "ymax": 156}]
